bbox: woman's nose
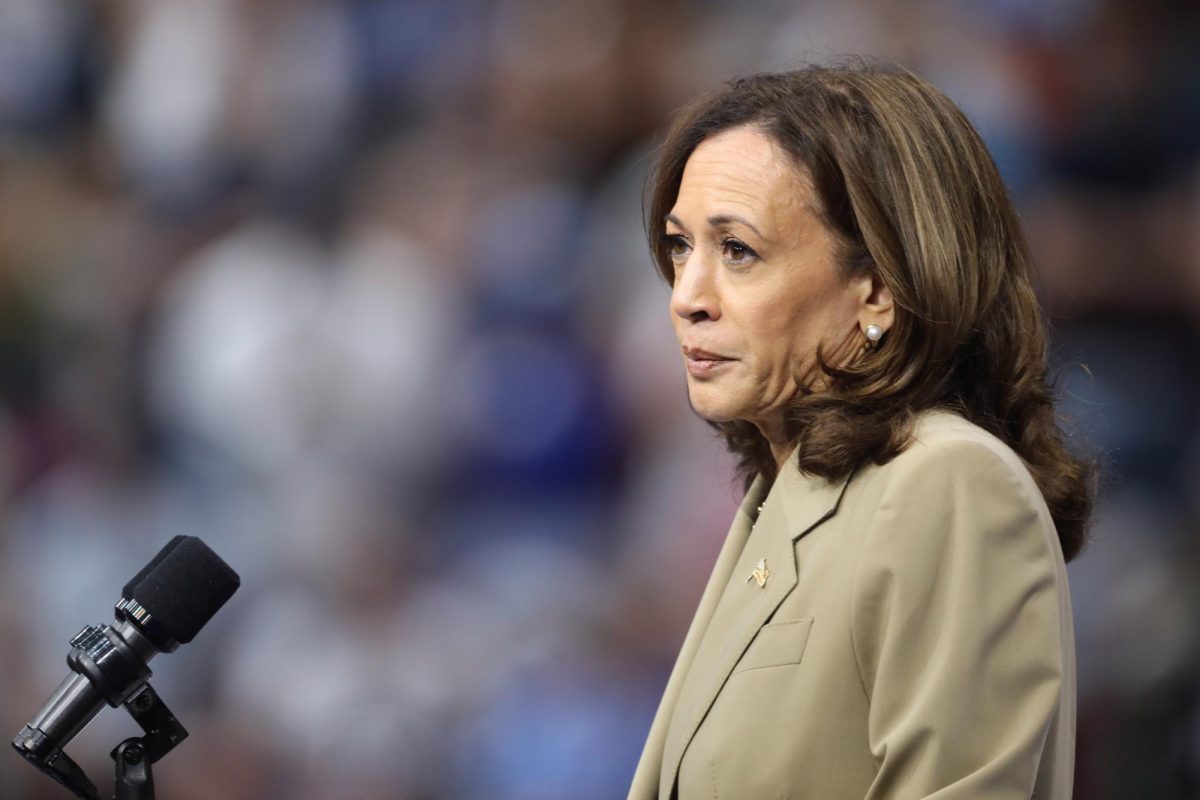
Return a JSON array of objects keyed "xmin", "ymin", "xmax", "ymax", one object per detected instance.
[{"xmin": 670, "ymin": 256, "xmax": 720, "ymax": 323}]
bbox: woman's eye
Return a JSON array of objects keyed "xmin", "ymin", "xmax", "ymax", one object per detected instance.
[
  {"xmin": 721, "ymin": 237, "xmax": 756, "ymax": 264},
  {"xmin": 665, "ymin": 234, "xmax": 691, "ymax": 259}
]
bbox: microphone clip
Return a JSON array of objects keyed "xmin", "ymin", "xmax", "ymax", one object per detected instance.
[{"xmin": 12, "ymin": 624, "xmax": 189, "ymax": 800}]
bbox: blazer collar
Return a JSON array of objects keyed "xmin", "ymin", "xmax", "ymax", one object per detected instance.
[{"xmin": 658, "ymin": 458, "xmax": 852, "ymax": 799}]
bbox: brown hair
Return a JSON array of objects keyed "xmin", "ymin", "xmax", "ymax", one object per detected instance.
[{"xmin": 646, "ymin": 62, "xmax": 1094, "ymax": 561}]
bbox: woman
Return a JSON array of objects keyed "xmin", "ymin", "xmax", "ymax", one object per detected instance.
[{"xmin": 628, "ymin": 63, "xmax": 1093, "ymax": 799}]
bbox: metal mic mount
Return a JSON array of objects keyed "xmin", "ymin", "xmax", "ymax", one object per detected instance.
[{"xmin": 12, "ymin": 619, "xmax": 188, "ymax": 800}]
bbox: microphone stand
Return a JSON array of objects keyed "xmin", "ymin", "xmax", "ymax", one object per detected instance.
[
  {"xmin": 113, "ymin": 739, "xmax": 154, "ymax": 800},
  {"xmin": 111, "ymin": 683, "xmax": 187, "ymax": 800}
]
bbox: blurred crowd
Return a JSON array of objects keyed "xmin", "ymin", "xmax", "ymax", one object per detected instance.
[{"xmin": 0, "ymin": 0, "xmax": 1198, "ymax": 798}]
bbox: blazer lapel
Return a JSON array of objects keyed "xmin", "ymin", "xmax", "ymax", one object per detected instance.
[
  {"xmin": 628, "ymin": 474, "xmax": 770, "ymax": 799},
  {"xmin": 657, "ymin": 464, "xmax": 852, "ymax": 799}
]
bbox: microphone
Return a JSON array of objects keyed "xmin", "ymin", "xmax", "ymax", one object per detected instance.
[{"xmin": 12, "ymin": 535, "xmax": 240, "ymax": 799}]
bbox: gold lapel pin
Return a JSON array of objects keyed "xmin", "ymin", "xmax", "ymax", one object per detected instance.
[{"xmin": 746, "ymin": 557, "xmax": 770, "ymax": 588}]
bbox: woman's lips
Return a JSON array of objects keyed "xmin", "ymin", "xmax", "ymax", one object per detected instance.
[{"xmin": 683, "ymin": 347, "xmax": 735, "ymax": 378}]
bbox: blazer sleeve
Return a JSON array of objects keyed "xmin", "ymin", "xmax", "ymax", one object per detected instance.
[{"xmin": 850, "ymin": 437, "xmax": 1069, "ymax": 799}]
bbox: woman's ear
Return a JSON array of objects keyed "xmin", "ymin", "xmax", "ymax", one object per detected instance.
[{"xmin": 858, "ymin": 271, "xmax": 894, "ymax": 333}]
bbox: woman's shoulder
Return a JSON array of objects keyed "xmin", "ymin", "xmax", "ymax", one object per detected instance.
[
  {"xmin": 901, "ymin": 408, "xmax": 1030, "ymax": 469},
  {"xmin": 875, "ymin": 408, "xmax": 1046, "ymax": 511},
  {"xmin": 849, "ymin": 409, "xmax": 1062, "ymax": 571}
]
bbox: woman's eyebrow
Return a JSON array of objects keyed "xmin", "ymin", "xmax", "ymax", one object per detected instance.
[
  {"xmin": 665, "ymin": 212, "xmax": 764, "ymax": 239},
  {"xmin": 708, "ymin": 213, "xmax": 764, "ymax": 238},
  {"xmin": 664, "ymin": 212, "xmax": 690, "ymax": 232}
]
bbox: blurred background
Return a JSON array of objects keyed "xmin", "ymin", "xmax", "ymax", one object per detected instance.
[{"xmin": 0, "ymin": 0, "xmax": 1197, "ymax": 798}]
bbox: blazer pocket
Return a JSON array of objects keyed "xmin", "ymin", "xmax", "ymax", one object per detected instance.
[{"xmin": 732, "ymin": 617, "xmax": 814, "ymax": 675}]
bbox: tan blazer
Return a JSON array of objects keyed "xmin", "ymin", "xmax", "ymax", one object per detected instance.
[{"xmin": 629, "ymin": 410, "xmax": 1076, "ymax": 799}]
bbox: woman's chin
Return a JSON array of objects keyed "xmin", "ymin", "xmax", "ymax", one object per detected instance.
[{"xmin": 686, "ymin": 391, "xmax": 743, "ymax": 424}]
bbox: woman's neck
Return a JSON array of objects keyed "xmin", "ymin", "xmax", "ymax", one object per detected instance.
[{"xmin": 755, "ymin": 417, "xmax": 793, "ymax": 474}]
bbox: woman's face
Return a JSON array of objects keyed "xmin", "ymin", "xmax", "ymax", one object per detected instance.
[{"xmin": 665, "ymin": 125, "xmax": 878, "ymax": 441}]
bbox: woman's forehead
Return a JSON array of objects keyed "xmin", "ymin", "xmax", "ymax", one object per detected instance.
[{"xmin": 671, "ymin": 127, "xmax": 814, "ymax": 233}]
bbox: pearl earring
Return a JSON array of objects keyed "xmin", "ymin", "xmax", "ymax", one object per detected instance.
[{"xmin": 865, "ymin": 324, "xmax": 883, "ymax": 347}]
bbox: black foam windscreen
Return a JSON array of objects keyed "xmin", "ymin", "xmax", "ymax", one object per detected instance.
[
  {"xmin": 121, "ymin": 536, "xmax": 186, "ymax": 600},
  {"xmin": 122, "ymin": 536, "xmax": 240, "ymax": 645}
]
